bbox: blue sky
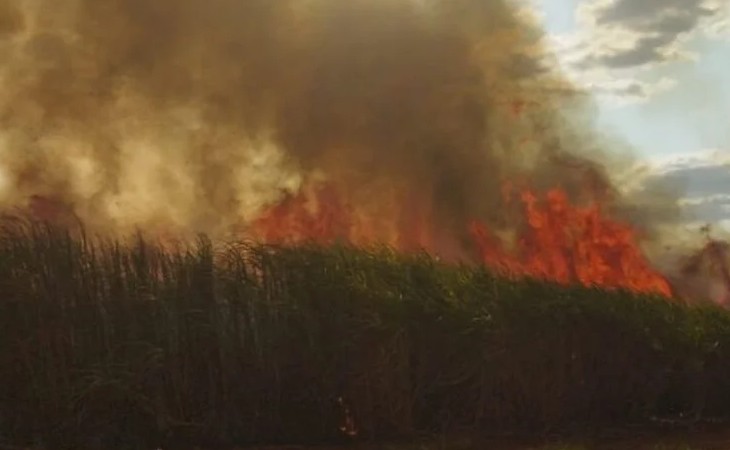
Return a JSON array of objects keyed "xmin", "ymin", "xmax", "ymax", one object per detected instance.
[
  {"xmin": 533, "ymin": 0, "xmax": 729, "ymax": 159},
  {"xmin": 525, "ymin": 0, "xmax": 730, "ymax": 231}
]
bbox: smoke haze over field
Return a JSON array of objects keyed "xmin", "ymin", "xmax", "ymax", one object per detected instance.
[{"xmin": 0, "ymin": 0, "xmax": 679, "ymax": 246}]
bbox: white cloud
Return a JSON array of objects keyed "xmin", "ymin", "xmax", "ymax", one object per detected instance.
[
  {"xmin": 575, "ymin": 0, "xmax": 724, "ymax": 68},
  {"xmin": 628, "ymin": 149, "xmax": 730, "ymax": 224},
  {"xmin": 702, "ymin": 0, "xmax": 730, "ymax": 39},
  {"xmin": 678, "ymin": 193, "xmax": 730, "ymax": 206},
  {"xmin": 540, "ymin": 28, "xmax": 677, "ymax": 105},
  {"xmin": 538, "ymin": 0, "xmax": 729, "ymax": 106},
  {"xmin": 644, "ymin": 149, "xmax": 730, "ymax": 174},
  {"xmin": 581, "ymin": 71, "xmax": 676, "ymax": 105}
]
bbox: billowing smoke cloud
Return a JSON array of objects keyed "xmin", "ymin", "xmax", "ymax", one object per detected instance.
[{"xmin": 0, "ymin": 0, "xmax": 677, "ymax": 244}]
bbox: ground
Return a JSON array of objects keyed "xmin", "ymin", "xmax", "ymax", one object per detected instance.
[{"xmin": 242, "ymin": 429, "xmax": 730, "ymax": 450}]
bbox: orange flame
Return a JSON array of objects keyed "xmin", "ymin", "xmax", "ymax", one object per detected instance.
[
  {"xmin": 251, "ymin": 180, "xmax": 673, "ymax": 297},
  {"xmin": 470, "ymin": 188, "xmax": 671, "ymax": 296},
  {"xmin": 250, "ymin": 182, "xmax": 454, "ymax": 256}
]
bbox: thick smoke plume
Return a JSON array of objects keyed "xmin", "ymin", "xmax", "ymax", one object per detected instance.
[{"xmin": 0, "ymin": 0, "xmax": 676, "ymax": 249}]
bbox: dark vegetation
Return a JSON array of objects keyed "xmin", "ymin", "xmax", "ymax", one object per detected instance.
[{"xmin": 1, "ymin": 219, "xmax": 730, "ymax": 449}]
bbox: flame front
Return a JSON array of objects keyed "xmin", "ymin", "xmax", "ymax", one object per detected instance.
[
  {"xmin": 251, "ymin": 179, "xmax": 672, "ymax": 297},
  {"xmin": 470, "ymin": 188, "xmax": 671, "ymax": 296}
]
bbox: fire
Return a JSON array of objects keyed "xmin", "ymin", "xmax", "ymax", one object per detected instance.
[
  {"xmin": 470, "ymin": 188, "xmax": 672, "ymax": 296},
  {"xmin": 15, "ymin": 177, "xmax": 675, "ymax": 298},
  {"xmin": 251, "ymin": 183, "xmax": 355, "ymax": 246},
  {"xmin": 252, "ymin": 180, "xmax": 673, "ymax": 297},
  {"xmin": 250, "ymin": 181, "xmax": 449, "ymax": 255}
]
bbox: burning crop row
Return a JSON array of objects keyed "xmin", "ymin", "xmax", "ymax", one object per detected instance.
[
  {"xmin": 19, "ymin": 175, "xmax": 730, "ymax": 303},
  {"xmin": 251, "ymin": 178, "xmax": 673, "ymax": 296}
]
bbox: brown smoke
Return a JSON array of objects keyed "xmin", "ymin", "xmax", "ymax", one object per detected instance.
[{"xmin": 0, "ymin": 0, "xmax": 678, "ymax": 244}]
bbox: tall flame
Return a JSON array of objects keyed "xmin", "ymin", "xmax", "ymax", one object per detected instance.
[
  {"xmin": 251, "ymin": 181, "xmax": 456, "ymax": 256},
  {"xmin": 251, "ymin": 178, "xmax": 673, "ymax": 297},
  {"xmin": 469, "ymin": 188, "xmax": 672, "ymax": 296}
]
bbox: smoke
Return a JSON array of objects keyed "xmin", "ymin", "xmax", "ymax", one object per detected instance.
[{"xmin": 0, "ymin": 0, "xmax": 678, "ymax": 243}]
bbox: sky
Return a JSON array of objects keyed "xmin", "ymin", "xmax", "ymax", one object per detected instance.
[{"xmin": 525, "ymin": 0, "xmax": 730, "ymax": 232}]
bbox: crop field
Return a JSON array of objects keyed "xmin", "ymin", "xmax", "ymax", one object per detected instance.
[{"xmin": 2, "ymin": 219, "xmax": 730, "ymax": 449}]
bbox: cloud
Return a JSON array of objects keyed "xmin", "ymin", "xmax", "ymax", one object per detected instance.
[
  {"xmin": 540, "ymin": 31, "xmax": 677, "ymax": 105},
  {"xmin": 680, "ymin": 194, "xmax": 730, "ymax": 222},
  {"xmin": 582, "ymin": 71, "xmax": 677, "ymax": 105},
  {"xmin": 576, "ymin": 0, "xmax": 725, "ymax": 69},
  {"xmin": 538, "ymin": 32, "xmax": 678, "ymax": 104},
  {"xmin": 539, "ymin": 0, "xmax": 729, "ymax": 105},
  {"xmin": 630, "ymin": 150, "xmax": 730, "ymax": 224},
  {"xmin": 706, "ymin": 2, "xmax": 730, "ymax": 39},
  {"xmin": 644, "ymin": 149, "xmax": 730, "ymax": 176}
]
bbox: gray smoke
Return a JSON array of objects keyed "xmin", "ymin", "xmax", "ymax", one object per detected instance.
[{"xmin": 0, "ymin": 0, "xmax": 679, "ymax": 246}]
